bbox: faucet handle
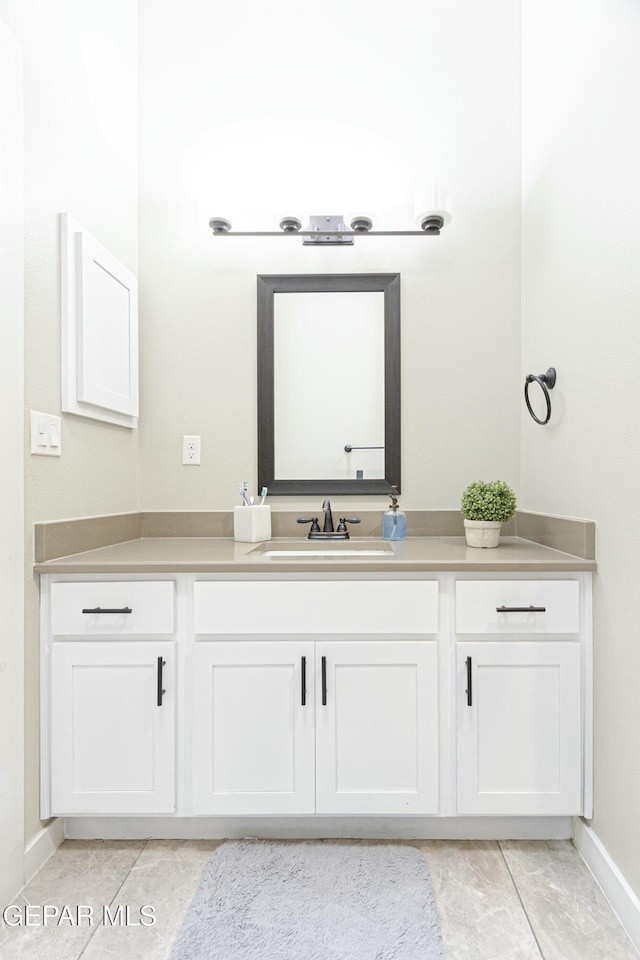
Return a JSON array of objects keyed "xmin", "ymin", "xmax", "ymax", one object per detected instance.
[
  {"xmin": 297, "ymin": 517, "xmax": 321, "ymax": 533},
  {"xmin": 337, "ymin": 517, "xmax": 361, "ymax": 532}
]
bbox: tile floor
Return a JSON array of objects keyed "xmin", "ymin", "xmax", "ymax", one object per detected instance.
[{"xmin": 0, "ymin": 839, "xmax": 637, "ymax": 960}]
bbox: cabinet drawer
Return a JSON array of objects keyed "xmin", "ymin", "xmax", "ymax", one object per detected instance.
[
  {"xmin": 50, "ymin": 581, "xmax": 175, "ymax": 636},
  {"xmin": 455, "ymin": 580, "xmax": 579, "ymax": 634},
  {"xmin": 194, "ymin": 580, "xmax": 438, "ymax": 635}
]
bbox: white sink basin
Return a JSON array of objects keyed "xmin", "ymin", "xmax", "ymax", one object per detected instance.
[{"xmin": 248, "ymin": 540, "xmax": 395, "ymax": 558}]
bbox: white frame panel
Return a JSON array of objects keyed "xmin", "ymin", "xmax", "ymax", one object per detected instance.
[{"xmin": 61, "ymin": 213, "xmax": 138, "ymax": 427}]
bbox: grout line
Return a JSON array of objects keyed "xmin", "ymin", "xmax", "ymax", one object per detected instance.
[
  {"xmin": 76, "ymin": 840, "xmax": 150, "ymax": 960},
  {"xmin": 498, "ymin": 841, "xmax": 547, "ymax": 960}
]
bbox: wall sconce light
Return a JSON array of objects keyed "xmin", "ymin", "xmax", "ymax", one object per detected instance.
[{"xmin": 208, "ymin": 211, "xmax": 451, "ymax": 245}]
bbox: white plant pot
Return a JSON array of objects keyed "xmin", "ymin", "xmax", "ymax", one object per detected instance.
[{"xmin": 464, "ymin": 519, "xmax": 502, "ymax": 548}]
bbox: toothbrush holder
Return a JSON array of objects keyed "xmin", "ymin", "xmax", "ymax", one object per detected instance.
[{"xmin": 233, "ymin": 505, "xmax": 271, "ymax": 543}]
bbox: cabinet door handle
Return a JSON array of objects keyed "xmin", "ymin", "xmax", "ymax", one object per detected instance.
[
  {"xmin": 496, "ymin": 605, "xmax": 546, "ymax": 613},
  {"xmin": 321, "ymin": 655, "xmax": 327, "ymax": 706},
  {"xmin": 82, "ymin": 606, "xmax": 133, "ymax": 614},
  {"xmin": 157, "ymin": 656, "xmax": 166, "ymax": 706},
  {"xmin": 465, "ymin": 656, "xmax": 472, "ymax": 707},
  {"xmin": 301, "ymin": 656, "xmax": 307, "ymax": 706}
]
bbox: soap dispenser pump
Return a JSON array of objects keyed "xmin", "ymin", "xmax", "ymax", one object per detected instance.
[{"xmin": 382, "ymin": 485, "xmax": 407, "ymax": 541}]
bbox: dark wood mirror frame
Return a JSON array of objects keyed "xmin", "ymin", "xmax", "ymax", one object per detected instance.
[{"xmin": 257, "ymin": 272, "xmax": 401, "ymax": 495}]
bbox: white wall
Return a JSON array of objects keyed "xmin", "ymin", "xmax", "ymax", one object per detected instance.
[
  {"xmin": 0, "ymin": 15, "xmax": 24, "ymax": 905},
  {"xmin": 521, "ymin": 0, "xmax": 640, "ymax": 897},
  {"xmin": 0, "ymin": 0, "xmax": 139, "ymax": 852},
  {"xmin": 138, "ymin": 0, "xmax": 522, "ymax": 512}
]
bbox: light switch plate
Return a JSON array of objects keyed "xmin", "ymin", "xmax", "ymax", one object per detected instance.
[{"xmin": 30, "ymin": 411, "xmax": 62, "ymax": 456}]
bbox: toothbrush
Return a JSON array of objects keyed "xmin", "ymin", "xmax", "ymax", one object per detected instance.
[
  {"xmin": 243, "ymin": 480, "xmax": 249, "ymax": 506},
  {"xmin": 260, "ymin": 486, "xmax": 268, "ymax": 505},
  {"xmin": 239, "ymin": 484, "xmax": 249, "ymax": 507}
]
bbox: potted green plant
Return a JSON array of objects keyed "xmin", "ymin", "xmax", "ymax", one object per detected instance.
[{"xmin": 461, "ymin": 480, "xmax": 517, "ymax": 548}]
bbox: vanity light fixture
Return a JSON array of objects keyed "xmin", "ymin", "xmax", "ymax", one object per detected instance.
[{"xmin": 208, "ymin": 212, "xmax": 450, "ymax": 245}]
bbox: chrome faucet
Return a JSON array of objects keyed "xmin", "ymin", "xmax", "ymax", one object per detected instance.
[{"xmin": 322, "ymin": 499, "xmax": 334, "ymax": 533}]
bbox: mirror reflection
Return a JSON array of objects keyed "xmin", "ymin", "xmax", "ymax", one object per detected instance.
[{"xmin": 274, "ymin": 291, "xmax": 385, "ymax": 480}]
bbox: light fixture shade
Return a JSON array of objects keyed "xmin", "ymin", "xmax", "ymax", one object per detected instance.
[
  {"xmin": 414, "ymin": 184, "xmax": 452, "ymax": 230},
  {"xmin": 279, "ymin": 216, "xmax": 302, "ymax": 233},
  {"xmin": 415, "ymin": 209, "xmax": 452, "ymax": 231},
  {"xmin": 209, "ymin": 217, "xmax": 232, "ymax": 234},
  {"xmin": 349, "ymin": 214, "xmax": 374, "ymax": 233}
]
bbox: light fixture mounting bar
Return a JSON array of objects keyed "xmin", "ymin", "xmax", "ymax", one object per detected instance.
[
  {"xmin": 209, "ymin": 212, "xmax": 446, "ymax": 243},
  {"xmin": 210, "ymin": 230, "xmax": 440, "ymax": 237}
]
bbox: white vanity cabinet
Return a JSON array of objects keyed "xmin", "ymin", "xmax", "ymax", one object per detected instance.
[
  {"xmin": 190, "ymin": 579, "xmax": 440, "ymax": 816},
  {"xmin": 455, "ymin": 580, "xmax": 585, "ymax": 816},
  {"xmin": 43, "ymin": 580, "xmax": 177, "ymax": 816},
  {"xmin": 50, "ymin": 641, "xmax": 176, "ymax": 814},
  {"xmin": 315, "ymin": 640, "xmax": 438, "ymax": 814},
  {"xmin": 40, "ymin": 569, "xmax": 592, "ymax": 826},
  {"xmin": 191, "ymin": 638, "xmax": 439, "ymax": 816},
  {"xmin": 192, "ymin": 640, "xmax": 316, "ymax": 815}
]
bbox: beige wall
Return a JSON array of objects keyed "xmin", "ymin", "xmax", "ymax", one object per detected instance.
[
  {"xmin": 9, "ymin": 0, "xmax": 639, "ymax": 910},
  {"xmin": 521, "ymin": 0, "xmax": 640, "ymax": 895},
  {"xmin": 137, "ymin": 0, "xmax": 522, "ymax": 514},
  {"xmin": 0, "ymin": 0, "xmax": 139, "ymax": 848},
  {"xmin": 0, "ymin": 15, "xmax": 24, "ymax": 904}
]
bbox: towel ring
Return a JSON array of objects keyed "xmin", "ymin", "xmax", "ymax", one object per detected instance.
[{"xmin": 525, "ymin": 367, "xmax": 556, "ymax": 425}]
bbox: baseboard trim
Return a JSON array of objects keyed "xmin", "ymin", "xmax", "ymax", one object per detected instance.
[
  {"xmin": 573, "ymin": 818, "xmax": 640, "ymax": 952},
  {"xmin": 64, "ymin": 815, "xmax": 573, "ymax": 842},
  {"xmin": 23, "ymin": 818, "xmax": 65, "ymax": 885}
]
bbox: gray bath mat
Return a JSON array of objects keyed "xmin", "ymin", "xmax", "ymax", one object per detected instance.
[{"xmin": 169, "ymin": 840, "xmax": 445, "ymax": 960}]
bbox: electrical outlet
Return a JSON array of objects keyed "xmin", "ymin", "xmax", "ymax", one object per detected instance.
[{"xmin": 182, "ymin": 435, "xmax": 201, "ymax": 465}]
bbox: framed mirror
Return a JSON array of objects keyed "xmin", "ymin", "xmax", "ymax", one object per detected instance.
[{"xmin": 257, "ymin": 273, "xmax": 400, "ymax": 495}]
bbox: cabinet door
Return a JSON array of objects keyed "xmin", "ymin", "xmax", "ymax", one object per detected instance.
[
  {"xmin": 457, "ymin": 642, "xmax": 582, "ymax": 815},
  {"xmin": 50, "ymin": 642, "xmax": 175, "ymax": 814},
  {"xmin": 192, "ymin": 641, "xmax": 315, "ymax": 814},
  {"xmin": 315, "ymin": 641, "xmax": 438, "ymax": 815}
]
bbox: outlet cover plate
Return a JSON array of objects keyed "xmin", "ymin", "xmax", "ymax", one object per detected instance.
[{"xmin": 182, "ymin": 435, "xmax": 201, "ymax": 465}]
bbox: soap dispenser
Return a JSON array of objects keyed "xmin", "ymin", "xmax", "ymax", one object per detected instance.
[{"xmin": 382, "ymin": 486, "xmax": 407, "ymax": 541}]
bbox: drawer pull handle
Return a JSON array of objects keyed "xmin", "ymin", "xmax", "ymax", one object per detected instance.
[
  {"xmin": 496, "ymin": 605, "xmax": 546, "ymax": 613},
  {"xmin": 157, "ymin": 656, "xmax": 166, "ymax": 706},
  {"xmin": 82, "ymin": 606, "xmax": 133, "ymax": 615},
  {"xmin": 301, "ymin": 656, "xmax": 307, "ymax": 706},
  {"xmin": 465, "ymin": 656, "xmax": 472, "ymax": 706},
  {"xmin": 321, "ymin": 655, "xmax": 327, "ymax": 706}
]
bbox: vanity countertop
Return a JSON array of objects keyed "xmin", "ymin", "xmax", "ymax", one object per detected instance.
[{"xmin": 33, "ymin": 536, "xmax": 597, "ymax": 574}]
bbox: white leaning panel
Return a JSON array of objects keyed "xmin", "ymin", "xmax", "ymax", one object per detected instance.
[
  {"xmin": 60, "ymin": 213, "xmax": 138, "ymax": 427},
  {"xmin": 76, "ymin": 231, "xmax": 138, "ymax": 416}
]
